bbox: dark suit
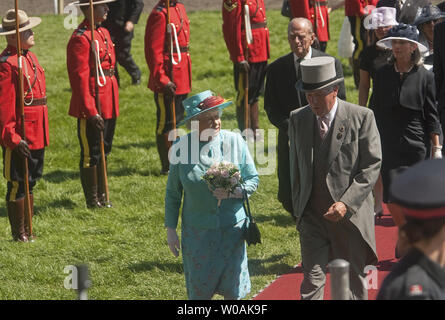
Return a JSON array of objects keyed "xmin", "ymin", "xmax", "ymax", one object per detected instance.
[
  {"xmin": 264, "ymin": 48, "xmax": 345, "ymax": 214},
  {"xmin": 102, "ymin": 0, "xmax": 144, "ymax": 84},
  {"xmin": 434, "ymin": 21, "xmax": 445, "ymax": 141}
]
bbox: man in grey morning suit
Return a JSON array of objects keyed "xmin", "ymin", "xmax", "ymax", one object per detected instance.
[
  {"xmin": 288, "ymin": 56, "xmax": 382, "ymax": 300},
  {"xmin": 264, "ymin": 17, "xmax": 345, "ymax": 216}
]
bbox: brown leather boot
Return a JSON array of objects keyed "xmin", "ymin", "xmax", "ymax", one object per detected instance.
[
  {"xmin": 24, "ymin": 194, "xmax": 36, "ymax": 240},
  {"xmin": 80, "ymin": 166, "xmax": 102, "ymax": 209},
  {"xmin": 97, "ymin": 161, "xmax": 112, "ymax": 208},
  {"xmin": 156, "ymin": 134, "xmax": 171, "ymax": 174},
  {"xmin": 249, "ymin": 102, "xmax": 263, "ymax": 141},
  {"xmin": 7, "ymin": 198, "xmax": 28, "ymax": 242}
]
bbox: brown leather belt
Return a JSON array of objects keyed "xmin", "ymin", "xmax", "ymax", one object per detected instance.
[
  {"xmin": 102, "ymin": 68, "xmax": 115, "ymax": 77},
  {"xmin": 25, "ymin": 97, "xmax": 47, "ymax": 106},
  {"xmin": 251, "ymin": 21, "xmax": 267, "ymax": 29}
]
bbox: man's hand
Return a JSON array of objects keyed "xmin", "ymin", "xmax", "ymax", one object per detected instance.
[
  {"xmin": 15, "ymin": 140, "xmax": 30, "ymax": 158},
  {"xmin": 237, "ymin": 60, "xmax": 250, "ymax": 73},
  {"xmin": 166, "ymin": 227, "xmax": 180, "ymax": 257},
  {"xmin": 124, "ymin": 21, "xmax": 135, "ymax": 33},
  {"xmin": 163, "ymin": 81, "xmax": 177, "ymax": 96},
  {"xmin": 88, "ymin": 114, "xmax": 105, "ymax": 131},
  {"xmin": 324, "ymin": 202, "xmax": 347, "ymax": 222}
]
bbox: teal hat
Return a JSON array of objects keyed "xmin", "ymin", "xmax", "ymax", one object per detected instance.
[{"xmin": 178, "ymin": 90, "xmax": 232, "ymax": 127}]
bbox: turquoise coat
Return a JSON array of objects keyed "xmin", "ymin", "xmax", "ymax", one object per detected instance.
[{"xmin": 165, "ymin": 130, "xmax": 259, "ymax": 229}]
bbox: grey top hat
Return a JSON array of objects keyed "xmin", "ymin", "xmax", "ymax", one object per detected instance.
[
  {"xmin": 0, "ymin": 9, "xmax": 41, "ymax": 36},
  {"xmin": 295, "ymin": 56, "xmax": 344, "ymax": 93},
  {"xmin": 413, "ymin": 4, "xmax": 445, "ymax": 26}
]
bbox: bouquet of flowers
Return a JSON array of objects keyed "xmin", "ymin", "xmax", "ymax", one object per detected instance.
[{"xmin": 202, "ymin": 161, "xmax": 243, "ymax": 206}]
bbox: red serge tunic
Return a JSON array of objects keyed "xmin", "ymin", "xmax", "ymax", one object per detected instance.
[
  {"xmin": 145, "ymin": 0, "xmax": 192, "ymax": 95},
  {"xmin": 0, "ymin": 46, "xmax": 49, "ymax": 150},
  {"xmin": 222, "ymin": 0, "xmax": 270, "ymax": 64},
  {"xmin": 67, "ymin": 20, "xmax": 119, "ymax": 120},
  {"xmin": 289, "ymin": 0, "xmax": 330, "ymax": 42},
  {"xmin": 345, "ymin": 0, "xmax": 379, "ymax": 17}
]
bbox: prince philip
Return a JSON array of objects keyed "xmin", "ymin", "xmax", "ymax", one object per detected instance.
[{"xmin": 288, "ymin": 57, "xmax": 382, "ymax": 300}]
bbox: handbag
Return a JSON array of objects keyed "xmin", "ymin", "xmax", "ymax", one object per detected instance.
[
  {"xmin": 281, "ymin": 0, "xmax": 291, "ymax": 18},
  {"xmin": 242, "ymin": 189, "xmax": 261, "ymax": 246}
]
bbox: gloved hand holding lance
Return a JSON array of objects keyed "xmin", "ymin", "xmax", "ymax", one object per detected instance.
[
  {"xmin": 14, "ymin": 0, "xmax": 33, "ymax": 241},
  {"xmin": 166, "ymin": 0, "xmax": 181, "ymax": 140},
  {"xmin": 88, "ymin": 0, "xmax": 110, "ymax": 207}
]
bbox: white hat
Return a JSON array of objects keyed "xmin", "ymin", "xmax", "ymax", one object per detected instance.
[{"xmin": 364, "ymin": 7, "xmax": 398, "ymax": 30}]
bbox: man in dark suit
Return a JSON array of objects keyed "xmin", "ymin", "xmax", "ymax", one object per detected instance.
[
  {"xmin": 264, "ymin": 17, "xmax": 346, "ymax": 216},
  {"xmin": 102, "ymin": 0, "xmax": 144, "ymax": 85},
  {"xmin": 434, "ymin": 20, "xmax": 445, "ymax": 151}
]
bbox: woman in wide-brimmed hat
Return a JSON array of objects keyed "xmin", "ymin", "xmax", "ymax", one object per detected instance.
[
  {"xmin": 372, "ymin": 23, "xmax": 442, "ymax": 258},
  {"xmin": 164, "ymin": 90, "xmax": 259, "ymax": 300},
  {"xmin": 413, "ymin": 4, "xmax": 445, "ymax": 70},
  {"xmin": 359, "ymin": 6, "xmax": 398, "ymax": 219}
]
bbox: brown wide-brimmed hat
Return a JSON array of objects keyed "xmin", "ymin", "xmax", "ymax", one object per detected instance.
[
  {"xmin": 68, "ymin": 0, "xmax": 117, "ymax": 7},
  {"xmin": 0, "ymin": 9, "xmax": 41, "ymax": 36}
]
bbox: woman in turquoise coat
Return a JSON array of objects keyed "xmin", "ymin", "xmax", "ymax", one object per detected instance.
[{"xmin": 164, "ymin": 90, "xmax": 259, "ymax": 300}]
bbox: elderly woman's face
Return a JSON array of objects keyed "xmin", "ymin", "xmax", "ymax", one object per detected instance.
[
  {"xmin": 197, "ymin": 109, "xmax": 221, "ymax": 139},
  {"xmin": 391, "ymin": 39, "xmax": 417, "ymax": 61}
]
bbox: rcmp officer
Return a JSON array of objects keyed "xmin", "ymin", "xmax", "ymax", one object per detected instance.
[
  {"xmin": 102, "ymin": 0, "xmax": 144, "ymax": 86},
  {"xmin": 67, "ymin": 0, "xmax": 119, "ymax": 208},
  {"xmin": 0, "ymin": 10, "xmax": 49, "ymax": 242},
  {"xmin": 377, "ymin": 159, "xmax": 445, "ymax": 300},
  {"xmin": 288, "ymin": 0, "xmax": 330, "ymax": 52},
  {"xmin": 145, "ymin": 0, "xmax": 191, "ymax": 174},
  {"xmin": 222, "ymin": 0, "xmax": 270, "ymax": 139}
]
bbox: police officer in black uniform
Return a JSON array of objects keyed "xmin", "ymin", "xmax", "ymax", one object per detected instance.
[
  {"xmin": 102, "ymin": 0, "xmax": 144, "ymax": 85},
  {"xmin": 377, "ymin": 159, "xmax": 445, "ymax": 300}
]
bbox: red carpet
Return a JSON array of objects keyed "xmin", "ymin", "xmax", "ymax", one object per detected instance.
[{"xmin": 253, "ymin": 205, "xmax": 398, "ymax": 300}]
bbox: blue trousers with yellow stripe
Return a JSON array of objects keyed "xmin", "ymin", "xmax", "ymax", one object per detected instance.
[
  {"xmin": 77, "ymin": 118, "xmax": 116, "ymax": 169},
  {"xmin": 2, "ymin": 147, "xmax": 44, "ymax": 201}
]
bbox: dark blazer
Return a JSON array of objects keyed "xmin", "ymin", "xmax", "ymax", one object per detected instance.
[
  {"xmin": 434, "ymin": 21, "xmax": 445, "ymax": 124},
  {"xmin": 264, "ymin": 48, "xmax": 345, "ymax": 214}
]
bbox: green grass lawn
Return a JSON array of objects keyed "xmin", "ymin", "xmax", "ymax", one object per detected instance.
[{"xmin": 0, "ymin": 9, "xmax": 358, "ymax": 300}]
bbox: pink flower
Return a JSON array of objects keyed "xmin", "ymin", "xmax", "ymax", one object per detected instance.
[{"xmin": 221, "ymin": 170, "xmax": 229, "ymax": 178}]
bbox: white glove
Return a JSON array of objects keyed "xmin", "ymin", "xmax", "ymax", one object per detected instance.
[
  {"xmin": 166, "ymin": 227, "xmax": 180, "ymax": 257},
  {"xmin": 432, "ymin": 146, "xmax": 443, "ymax": 159}
]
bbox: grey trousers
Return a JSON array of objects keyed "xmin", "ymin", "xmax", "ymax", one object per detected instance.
[{"xmin": 298, "ymin": 211, "xmax": 369, "ymax": 300}]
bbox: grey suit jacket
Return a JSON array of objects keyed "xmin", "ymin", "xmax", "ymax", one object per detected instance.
[{"xmin": 288, "ymin": 99, "xmax": 382, "ymax": 262}]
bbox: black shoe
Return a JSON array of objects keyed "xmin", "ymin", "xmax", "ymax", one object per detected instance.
[{"xmin": 132, "ymin": 77, "xmax": 141, "ymax": 85}]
